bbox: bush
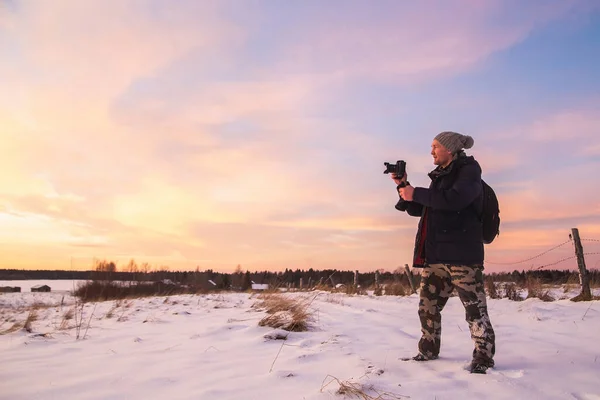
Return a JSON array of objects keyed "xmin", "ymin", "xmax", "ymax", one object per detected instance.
[
  {"xmin": 253, "ymin": 293, "xmax": 314, "ymax": 332},
  {"xmin": 525, "ymin": 277, "xmax": 555, "ymax": 302},
  {"xmin": 345, "ymin": 285, "xmax": 366, "ymax": 295},
  {"xmin": 485, "ymin": 277, "xmax": 500, "ymax": 299},
  {"xmin": 384, "ymin": 282, "xmax": 409, "ymax": 296},
  {"xmin": 504, "ymin": 283, "xmax": 523, "ymax": 301},
  {"xmin": 73, "ymin": 280, "xmax": 201, "ymax": 302}
]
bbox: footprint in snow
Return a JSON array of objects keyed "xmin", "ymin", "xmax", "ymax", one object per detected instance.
[{"xmin": 495, "ymin": 369, "xmax": 525, "ymax": 378}]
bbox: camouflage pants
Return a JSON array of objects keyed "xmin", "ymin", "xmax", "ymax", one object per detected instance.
[{"xmin": 417, "ymin": 263, "xmax": 496, "ymax": 364}]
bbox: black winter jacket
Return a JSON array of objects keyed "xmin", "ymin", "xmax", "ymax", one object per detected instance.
[{"xmin": 395, "ymin": 152, "xmax": 484, "ymax": 267}]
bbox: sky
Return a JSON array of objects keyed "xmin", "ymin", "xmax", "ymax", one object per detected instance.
[{"xmin": 1, "ymin": 0, "xmax": 600, "ymax": 273}]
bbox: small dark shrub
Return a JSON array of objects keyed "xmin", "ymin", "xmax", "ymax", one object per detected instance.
[
  {"xmin": 384, "ymin": 282, "xmax": 408, "ymax": 296},
  {"xmin": 504, "ymin": 283, "xmax": 523, "ymax": 301},
  {"xmin": 485, "ymin": 277, "xmax": 500, "ymax": 299},
  {"xmin": 73, "ymin": 280, "xmax": 199, "ymax": 302},
  {"xmin": 525, "ymin": 277, "xmax": 555, "ymax": 302}
]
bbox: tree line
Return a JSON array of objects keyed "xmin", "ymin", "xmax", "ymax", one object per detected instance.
[{"xmin": 1, "ymin": 261, "xmax": 598, "ymax": 290}]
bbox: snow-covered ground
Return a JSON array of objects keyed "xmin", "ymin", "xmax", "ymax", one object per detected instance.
[{"xmin": 1, "ymin": 282, "xmax": 599, "ymax": 400}]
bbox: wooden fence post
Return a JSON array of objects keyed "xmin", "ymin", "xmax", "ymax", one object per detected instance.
[
  {"xmin": 571, "ymin": 228, "xmax": 592, "ymax": 301},
  {"xmin": 404, "ymin": 264, "xmax": 417, "ymax": 294}
]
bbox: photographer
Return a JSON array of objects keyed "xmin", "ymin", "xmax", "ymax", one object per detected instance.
[{"xmin": 391, "ymin": 131, "xmax": 496, "ymax": 374}]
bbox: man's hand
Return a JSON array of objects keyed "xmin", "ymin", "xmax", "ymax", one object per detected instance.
[
  {"xmin": 398, "ymin": 184, "xmax": 415, "ymax": 201},
  {"xmin": 391, "ymin": 173, "xmax": 407, "ymax": 186}
]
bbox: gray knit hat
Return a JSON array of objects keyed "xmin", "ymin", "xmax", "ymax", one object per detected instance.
[{"xmin": 434, "ymin": 131, "xmax": 474, "ymax": 154}]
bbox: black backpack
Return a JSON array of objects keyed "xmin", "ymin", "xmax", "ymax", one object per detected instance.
[{"xmin": 480, "ymin": 180, "xmax": 500, "ymax": 244}]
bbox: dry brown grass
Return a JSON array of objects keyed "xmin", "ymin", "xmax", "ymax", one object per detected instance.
[
  {"xmin": 524, "ymin": 278, "xmax": 555, "ymax": 302},
  {"xmin": 323, "ymin": 294, "xmax": 345, "ymax": 306},
  {"xmin": 311, "ymin": 283, "xmax": 331, "ymax": 291},
  {"xmin": 343, "ymin": 285, "xmax": 366, "ymax": 296},
  {"xmin": 105, "ymin": 301, "xmax": 122, "ymax": 319},
  {"xmin": 485, "ymin": 277, "xmax": 500, "ymax": 299},
  {"xmin": 320, "ymin": 375, "xmax": 408, "ymax": 399},
  {"xmin": 384, "ymin": 282, "xmax": 409, "ymax": 296},
  {"xmin": 23, "ymin": 309, "xmax": 38, "ymax": 333},
  {"xmin": 74, "ymin": 280, "xmax": 197, "ymax": 302},
  {"xmin": 563, "ymin": 274, "xmax": 582, "ymax": 293},
  {"xmin": 59, "ymin": 307, "xmax": 75, "ymax": 330},
  {"xmin": 253, "ymin": 292, "xmax": 321, "ymax": 373},
  {"xmin": 253, "ymin": 292, "xmax": 314, "ymax": 332},
  {"xmin": 0, "ymin": 306, "xmax": 41, "ymax": 335},
  {"xmin": 504, "ymin": 283, "xmax": 524, "ymax": 301},
  {"xmin": 0, "ymin": 322, "xmax": 23, "ymax": 335}
]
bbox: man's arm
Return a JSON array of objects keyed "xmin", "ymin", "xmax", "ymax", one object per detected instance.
[
  {"xmin": 411, "ymin": 164, "xmax": 481, "ymax": 211},
  {"xmin": 395, "ymin": 182, "xmax": 423, "ymax": 216},
  {"xmin": 395, "ymin": 199, "xmax": 424, "ymax": 216},
  {"xmin": 391, "ymin": 173, "xmax": 424, "ymax": 216}
]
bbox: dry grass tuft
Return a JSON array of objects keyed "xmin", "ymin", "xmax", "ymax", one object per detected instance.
[
  {"xmin": 74, "ymin": 280, "xmax": 195, "ymax": 302},
  {"xmin": 63, "ymin": 307, "xmax": 75, "ymax": 320},
  {"xmin": 254, "ymin": 293, "xmax": 313, "ymax": 332},
  {"xmin": 343, "ymin": 285, "xmax": 366, "ymax": 296},
  {"xmin": 105, "ymin": 301, "xmax": 122, "ymax": 319},
  {"xmin": 0, "ymin": 322, "xmax": 23, "ymax": 335},
  {"xmin": 31, "ymin": 301, "xmax": 49, "ymax": 309},
  {"xmin": 59, "ymin": 307, "xmax": 75, "ymax": 330},
  {"xmin": 324, "ymin": 294, "xmax": 345, "ymax": 306},
  {"xmin": 525, "ymin": 278, "xmax": 555, "ymax": 302},
  {"xmin": 384, "ymin": 282, "xmax": 409, "ymax": 296},
  {"xmin": 320, "ymin": 375, "xmax": 408, "ymax": 399},
  {"xmin": 504, "ymin": 283, "xmax": 524, "ymax": 301},
  {"xmin": 485, "ymin": 277, "xmax": 500, "ymax": 299},
  {"xmin": 23, "ymin": 309, "xmax": 38, "ymax": 333}
]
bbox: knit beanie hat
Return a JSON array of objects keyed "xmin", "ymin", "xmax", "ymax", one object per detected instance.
[{"xmin": 434, "ymin": 131, "xmax": 474, "ymax": 154}]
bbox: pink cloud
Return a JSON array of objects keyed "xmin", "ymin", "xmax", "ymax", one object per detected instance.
[
  {"xmin": 528, "ymin": 111, "xmax": 600, "ymax": 142},
  {"xmin": 272, "ymin": 0, "xmax": 581, "ymax": 83},
  {"xmin": 7, "ymin": 1, "xmax": 241, "ymax": 90},
  {"xmin": 475, "ymin": 106, "xmax": 600, "ymax": 174}
]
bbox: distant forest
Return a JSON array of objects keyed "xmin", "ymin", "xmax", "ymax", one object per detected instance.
[{"xmin": 1, "ymin": 265, "xmax": 598, "ymax": 290}]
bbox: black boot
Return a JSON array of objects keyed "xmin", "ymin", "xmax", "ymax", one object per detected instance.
[
  {"xmin": 470, "ymin": 359, "xmax": 494, "ymax": 374},
  {"xmin": 412, "ymin": 353, "xmax": 439, "ymax": 361}
]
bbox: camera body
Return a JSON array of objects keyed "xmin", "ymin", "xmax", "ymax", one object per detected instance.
[
  {"xmin": 383, "ymin": 160, "xmax": 406, "ymax": 177},
  {"xmin": 384, "ymin": 160, "xmax": 407, "ymax": 188}
]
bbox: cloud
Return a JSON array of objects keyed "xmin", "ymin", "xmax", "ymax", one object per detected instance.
[
  {"xmin": 528, "ymin": 110, "xmax": 600, "ymax": 143},
  {"xmin": 6, "ymin": 1, "xmax": 240, "ymax": 87},
  {"xmin": 475, "ymin": 106, "xmax": 600, "ymax": 175},
  {"xmin": 265, "ymin": 0, "xmax": 581, "ymax": 84}
]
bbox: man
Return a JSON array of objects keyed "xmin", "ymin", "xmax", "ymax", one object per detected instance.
[{"xmin": 391, "ymin": 131, "xmax": 496, "ymax": 374}]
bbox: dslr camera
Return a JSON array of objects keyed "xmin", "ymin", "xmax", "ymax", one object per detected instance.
[{"xmin": 383, "ymin": 160, "xmax": 407, "ymax": 188}]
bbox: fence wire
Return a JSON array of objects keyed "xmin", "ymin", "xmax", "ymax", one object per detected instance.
[
  {"xmin": 532, "ymin": 252, "xmax": 600, "ymax": 271},
  {"xmin": 532, "ymin": 256, "xmax": 576, "ymax": 270},
  {"xmin": 486, "ymin": 239, "xmax": 572, "ymax": 265},
  {"xmin": 581, "ymin": 238, "xmax": 600, "ymax": 243},
  {"xmin": 485, "ymin": 236, "xmax": 600, "ymax": 271}
]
